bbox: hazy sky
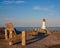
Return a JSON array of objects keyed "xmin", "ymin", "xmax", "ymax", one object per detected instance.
[{"xmin": 0, "ymin": 0, "xmax": 60, "ymax": 27}]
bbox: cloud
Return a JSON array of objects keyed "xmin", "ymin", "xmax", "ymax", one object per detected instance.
[
  {"xmin": 33, "ymin": 6, "xmax": 48, "ymax": 11},
  {"xmin": 0, "ymin": 0, "xmax": 25, "ymax": 4},
  {"xmin": 15, "ymin": 0, "xmax": 25, "ymax": 4},
  {"xmin": 5, "ymin": 18, "xmax": 15, "ymax": 21},
  {"xmin": 33, "ymin": 6, "xmax": 41, "ymax": 10},
  {"xmin": 50, "ymin": 5, "xmax": 55, "ymax": 9},
  {"xmin": 33, "ymin": 5, "xmax": 56, "ymax": 11}
]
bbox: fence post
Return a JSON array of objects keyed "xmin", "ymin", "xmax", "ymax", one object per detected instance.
[
  {"xmin": 5, "ymin": 29, "xmax": 8, "ymax": 40},
  {"xmin": 9, "ymin": 30, "xmax": 13, "ymax": 45},
  {"xmin": 22, "ymin": 31, "xmax": 26, "ymax": 46}
]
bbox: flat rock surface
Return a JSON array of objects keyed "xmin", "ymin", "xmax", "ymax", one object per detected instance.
[{"xmin": 0, "ymin": 30, "xmax": 60, "ymax": 48}]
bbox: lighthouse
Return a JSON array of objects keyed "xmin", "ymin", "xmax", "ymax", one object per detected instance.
[{"xmin": 41, "ymin": 18, "xmax": 46, "ymax": 29}]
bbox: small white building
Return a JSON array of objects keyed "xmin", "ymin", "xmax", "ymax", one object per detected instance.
[{"xmin": 41, "ymin": 18, "xmax": 46, "ymax": 29}]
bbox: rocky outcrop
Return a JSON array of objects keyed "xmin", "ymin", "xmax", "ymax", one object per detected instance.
[
  {"xmin": 0, "ymin": 27, "xmax": 5, "ymax": 39},
  {"xmin": 0, "ymin": 27, "xmax": 5, "ymax": 34},
  {"xmin": 0, "ymin": 28, "xmax": 60, "ymax": 48},
  {"xmin": 28, "ymin": 32, "xmax": 60, "ymax": 48}
]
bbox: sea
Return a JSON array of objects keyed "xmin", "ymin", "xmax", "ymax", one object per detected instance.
[{"xmin": 15, "ymin": 27, "xmax": 60, "ymax": 31}]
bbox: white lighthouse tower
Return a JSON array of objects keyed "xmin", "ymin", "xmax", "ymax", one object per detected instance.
[{"xmin": 41, "ymin": 18, "xmax": 46, "ymax": 29}]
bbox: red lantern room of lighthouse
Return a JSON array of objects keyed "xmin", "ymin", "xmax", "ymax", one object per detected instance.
[
  {"xmin": 43, "ymin": 19, "xmax": 46, "ymax": 22},
  {"xmin": 41, "ymin": 18, "xmax": 46, "ymax": 29}
]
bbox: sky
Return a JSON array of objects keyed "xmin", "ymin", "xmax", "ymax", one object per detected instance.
[{"xmin": 0, "ymin": 0, "xmax": 60, "ymax": 27}]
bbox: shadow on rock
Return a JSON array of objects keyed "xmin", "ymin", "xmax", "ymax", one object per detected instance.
[{"xmin": 27, "ymin": 32, "xmax": 48, "ymax": 45}]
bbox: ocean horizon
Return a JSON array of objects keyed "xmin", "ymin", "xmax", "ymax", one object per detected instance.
[{"xmin": 15, "ymin": 27, "xmax": 60, "ymax": 31}]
